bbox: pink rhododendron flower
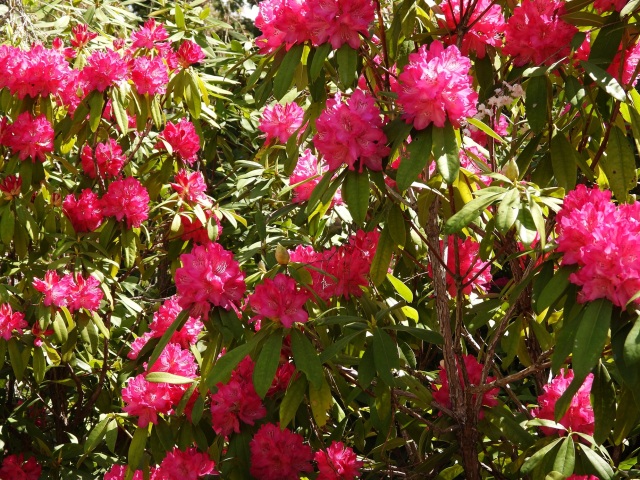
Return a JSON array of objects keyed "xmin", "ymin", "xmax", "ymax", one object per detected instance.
[
  {"xmin": 179, "ymin": 209, "xmax": 222, "ymax": 244},
  {"xmin": 249, "ymin": 423, "xmax": 314, "ymax": 480},
  {"xmin": 608, "ymin": 41, "xmax": 640, "ymax": 87},
  {"xmin": 0, "ymin": 175, "xmax": 22, "ymax": 200},
  {"xmin": 0, "ymin": 454, "xmax": 41, "ymax": 480},
  {"xmin": 130, "ymin": 19, "xmax": 169, "ymax": 50},
  {"xmin": 459, "ymin": 147, "xmax": 492, "ymax": 185},
  {"xmin": 175, "ymin": 242, "xmax": 246, "ymax": 317},
  {"xmin": 131, "ymin": 55, "xmax": 169, "ymax": 95},
  {"xmin": 33, "ymin": 271, "xmax": 71, "ymax": 307},
  {"xmin": 248, "ymin": 274, "xmax": 310, "ymax": 328},
  {"xmin": 503, "ymin": 0, "xmax": 578, "ymax": 66},
  {"xmin": 157, "ymin": 119, "xmax": 200, "ymax": 165},
  {"xmin": 177, "ymin": 40, "xmax": 206, "ymax": 68},
  {"xmin": 103, "ymin": 464, "xmax": 155, "ymax": 480},
  {"xmin": 394, "ymin": 41, "xmax": 477, "ymax": 129},
  {"xmin": 70, "ymin": 24, "xmax": 97, "ymax": 48},
  {"xmin": 439, "ymin": 0, "xmax": 505, "ymax": 58},
  {"xmin": 532, "ymin": 369, "xmax": 594, "ymax": 436},
  {"xmin": 171, "ymin": 169, "xmax": 210, "ymax": 205},
  {"xmin": 268, "ymin": 361, "xmax": 296, "ymax": 395},
  {"xmin": 101, "ymin": 177, "xmax": 150, "ymax": 228},
  {"xmin": 156, "ymin": 447, "xmax": 216, "ymax": 479},
  {"xmin": 431, "ymin": 355, "xmax": 499, "ymax": 417},
  {"xmin": 0, "ymin": 304, "xmax": 27, "ymax": 341},
  {"xmin": 307, "ymin": 0, "xmax": 375, "ymax": 50},
  {"xmin": 66, "ymin": 274, "xmax": 104, "ymax": 312},
  {"xmin": 594, "ymin": 0, "xmax": 628, "ymax": 12},
  {"xmin": 80, "ymin": 138, "xmax": 126, "ymax": 179},
  {"xmin": 468, "ymin": 114, "xmax": 508, "ymax": 147},
  {"xmin": 1, "ymin": 112, "xmax": 54, "ymax": 162},
  {"xmin": 255, "ymin": 0, "xmax": 311, "ymax": 54},
  {"xmin": 81, "ymin": 49, "xmax": 129, "ymax": 92},
  {"xmin": 63, "ymin": 189, "xmax": 104, "ymax": 232},
  {"xmin": 315, "ymin": 441, "xmax": 363, "ymax": 480},
  {"xmin": 314, "ymin": 90, "xmax": 390, "ymax": 172},
  {"xmin": 289, "ymin": 149, "xmax": 342, "ymax": 204},
  {"xmin": 259, "ymin": 102, "xmax": 305, "ymax": 143}
]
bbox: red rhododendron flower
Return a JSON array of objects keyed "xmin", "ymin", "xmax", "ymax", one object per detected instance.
[
  {"xmin": 431, "ymin": 355, "xmax": 499, "ymax": 417},
  {"xmin": 0, "ymin": 454, "xmax": 41, "ymax": 480},
  {"xmin": 439, "ymin": 0, "xmax": 505, "ymax": 58},
  {"xmin": 0, "ymin": 304, "xmax": 27, "ymax": 341},
  {"xmin": 63, "ymin": 189, "xmax": 104, "ymax": 232},
  {"xmin": 289, "ymin": 149, "xmax": 341, "ymax": 204},
  {"xmin": 267, "ymin": 361, "xmax": 296, "ymax": 396},
  {"xmin": 594, "ymin": 0, "xmax": 628, "ymax": 12},
  {"xmin": 177, "ymin": 40, "xmax": 205, "ymax": 68},
  {"xmin": 608, "ymin": 40, "xmax": 640, "ymax": 87},
  {"xmin": 315, "ymin": 441, "xmax": 363, "ymax": 480},
  {"xmin": 503, "ymin": 0, "xmax": 578, "ymax": 66},
  {"xmin": 81, "ymin": 49, "xmax": 129, "ymax": 92},
  {"xmin": 130, "ymin": 19, "xmax": 169, "ymax": 50},
  {"xmin": 248, "ymin": 274, "xmax": 310, "ymax": 328},
  {"xmin": 33, "ymin": 271, "xmax": 71, "ymax": 307},
  {"xmin": 0, "ymin": 174, "xmax": 22, "ymax": 200},
  {"xmin": 314, "ymin": 90, "xmax": 389, "ymax": 172},
  {"xmin": 307, "ymin": 0, "xmax": 375, "ymax": 50},
  {"xmin": 532, "ymin": 369, "xmax": 594, "ymax": 436},
  {"xmin": 259, "ymin": 102, "xmax": 304, "ymax": 144},
  {"xmin": 1, "ymin": 112, "xmax": 54, "ymax": 162},
  {"xmin": 103, "ymin": 464, "xmax": 157, "ymax": 480},
  {"xmin": 131, "ymin": 55, "xmax": 169, "ymax": 95},
  {"xmin": 175, "ymin": 242, "xmax": 246, "ymax": 317},
  {"xmin": 249, "ymin": 423, "xmax": 314, "ymax": 480},
  {"xmin": 171, "ymin": 169, "xmax": 210, "ymax": 205},
  {"xmin": 156, "ymin": 447, "xmax": 216, "ymax": 479},
  {"xmin": 255, "ymin": 0, "xmax": 311, "ymax": 54},
  {"xmin": 80, "ymin": 138, "xmax": 126, "ymax": 179},
  {"xmin": 157, "ymin": 119, "xmax": 201, "ymax": 165},
  {"xmin": 179, "ymin": 209, "xmax": 222, "ymax": 244},
  {"xmin": 70, "ymin": 24, "xmax": 97, "ymax": 48},
  {"xmin": 66, "ymin": 274, "xmax": 104, "ymax": 312},
  {"xmin": 101, "ymin": 177, "xmax": 150, "ymax": 228},
  {"xmin": 394, "ymin": 41, "xmax": 477, "ymax": 129}
]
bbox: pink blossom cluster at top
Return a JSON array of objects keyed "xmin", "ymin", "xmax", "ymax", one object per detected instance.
[
  {"xmin": 248, "ymin": 273, "xmax": 310, "ymax": 328},
  {"xmin": 439, "ymin": 0, "xmax": 505, "ymax": 58},
  {"xmin": 315, "ymin": 441, "xmax": 364, "ymax": 480},
  {"xmin": 431, "ymin": 355, "xmax": 499, "ymax": 417},
  {"xmin": 175, "ymin": 242, "xmax": 247, "ymax": 317},
  {"xmin": 210, "ymin": 356, "xmax": 266, "ymax": 436},
  {"xmin": 128, "ymin": 296, "xmax": 204, "ymax": 359},
  {"xmin": 0, "ymin": 304, "xmax": 27, "ymax": 341},
  {"xmin": 122, "ymin": 343, "xmax": 198, "ymax": 427},
  {"xmin": 33, "ymin": 271, "xmax": 104, "ymax": 312},
  {"xmin": 0, "ymin": 453, "xmax": 41, "ymax": 480},
  {"xmin": 0, "ymin": 112, "xmax": 54, "ymax": 162},
  {"xmin": 393, "ymin": 41, "xmax": 478, "ymax": 129},
  {"xmin": 314, "ymin": 90, "xmax": 390, "ymax": 172},
  {"xmin": 532, "ymin": 369, "xmax": 594, "ymax": 436},
  {"xmin": 249, "ymin": 423, "xmax": 314, "ymax": 480},
  {"xmin": 156, "ymin": 119, "xmax": 201, "ymax": 165},
  {"xmin": 255, "ymin": 0, "xmax": 375, "ymax": 54},
  {"xmin": 555, "ymin": 185, "xmax": 640, "ymax": 307},
  {"xmin": 503, "ymin": 0, "xmax": 578, "ymax": 67},
  {"xmin": 289, "ymin": 229, "xmax": 379, "ymax": 301},
  {"xmin": 594, "ymin": 0, "xmax": 628, "ymax": 12},
  {"xmin": 259, "ymin": 102, "xmax": 305, "ymax": 144}
]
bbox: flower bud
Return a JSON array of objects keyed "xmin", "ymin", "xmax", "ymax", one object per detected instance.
[
  {"xmin": 275, "ymin": 244, "xmax": 290, "ymax": 265},
  {"xmin": 502, "ymin": 159, "xmax": 519, "ymax": 182}
]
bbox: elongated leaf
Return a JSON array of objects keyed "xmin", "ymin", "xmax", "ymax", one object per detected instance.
[
  {"xmin": 521, "ymin": 438, "xmax": 563, "ymax": 474},
  {"xmin": 309, "ymin": 377, "xmax": 332, "ymax": 427},
  {"xmin": 319, "ymin": 331, "xmax": 365, "ymax": 363},
  {"xmin": 593, "ymin": 361, "xmax": 616, "ymax": 445},
  {"xmin": 383, "ymin": 325, "xmax": 443, "ymax": 344},
  {"xmin": 579, "ymin": 446, "xmax": 614, "ymax": 480},
  {"xmin": 342, "ymin": 170, "xmax": 370, "ymax": 224},
  {"xmin": 1, "ymin": 209, "xmax": 15, "ymax": 246},
  {"xmin": 309, "ymin": 43, "xmax": 331, "ymax": 81},
  {"xmin": 387, "ymin": 204, "xmax": 406, "ymax": 248},
  {"xmin": 146, "ymin": 372, "xmax": 195, "ymax": 384},
  {"xmin": 336, "ymin": 44, "xmax": 358, "ymax": 88},
  {"xmin": 291, "ymin": 329, "xmax": 324, "ymax": 389},
  {"xmin": 396, "ymin": 127, "xmax": 432, "ymax": 191},
  {"xmin": 372, "ymin": 327, "xmax": 399, "ymax": 387},
  {"xmin": 550, "ymin": 133, "xmax": 578, "ymax": 192},
  {"xmin": 433, "ymin": 123, "xmax": 459, "ymax": 184},
  {"xmin": 204, "ymin": 340, "xmax": 255, "ymax": 389},
  {"xmin": 552, "ymin": 436, "xmax": 575, "ymax": 477},
  {"xmin": 88, "ymin": 91, "xmax": 105, "ymax": 133},
  {"xmin": 613, "ymin": 386, "xmax": 640, "ymax": 444},
  {"xmin": 496, "ymin": 188, "xmax": 521, "ymax": 233},
  {"xmin": 33, "ymin": 347, "xmax": 45, "ymax": 384},
  {"xmin": 572, "ymin": 299, "xmax": 612, "ymax": 381},
  {"xmin": 443, "ymin": 192, "xmax": 504, "ymax": 234},
  {"xmin": 581, "ymin": 61, "xmax": 627, "ymax": 101},
  {"xmin": 387, "ymin": 273, "xmax": 413, "ymax": 302},
  {"xmin": 146, "ymin": 310, "xmax": 189, "ymax": 372},
  {"xmin": 467, "ymin": 117, "xmax": 506, "ymax": 144},
  {"xmin": 536, "ymin": 267, "xmax": 573, "ymax": 313},
  {"xmin": 253, "ymin": 332, "xmax": 283, "ymax": 398},
  {"xmin": 601, "ymin": 126, "xmax": 637, "ymax": 201},
  {"xmin": 7, "ymin": 338, "xmax": 25, "ymax": 382},
  {"xmin": 273, "ymin": 45, "xmax": 304, "ymax": 100},
  {"xmin": 370, "ymin": 227, "xmax": 394, "ymax": 287},
  {"xmin": 128, "ymin": 426, "xmax": 148, "ymax": 471},
  {"xmin": 279, "ymin": 376, "xmax": 307, "ymax": 427},
  {"xmin": 85, "ymin": 417, "xmax": 110, "ymax": 454},
  {"xmin": 525, "ymin": 75, "xmax": 549, "ymax": 133}
]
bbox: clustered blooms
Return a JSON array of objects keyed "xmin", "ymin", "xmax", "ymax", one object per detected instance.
[
  {"xmin": 33, "ymin": 271, "xmax": 103, "ymax": 312},
  {"xmin": 100, "ymin": 177, "xmax": 151, "ymax": 228},
  {"xmin": 0, "ymin": 174, "xmax": 21, "ymax": 200},
  {"xmin": 608, "ymin": 41, "xmax": 640, "ymax": 87},
  {"xmin": 594, "ymin": 0, "xmax": 628, "ymax": 12},
  {"xmin": 157, "ymin": 119, "xmax": 201, "ymax": 165},
  {"xmin": 171, "ymin": 169, "xmax": 210, "ymax": 205},
  {"xmin": 131, "ymin": 55, "xmax": 169, "ymax": 95},
  {"xmin": 122, "ymin": 344, "xmax": 198, "ymax": 427},
  {"xmin": 0, "ymin": 453, "xmax": 41, "ymax": 480},
  {"xmin": 532, "ymin": 369, "xmax": 595, "ymax": 436},
  {"xmin": 81, "ymin": 49, "xmax": 129, "ymax": 92},
  {"xmin": 0, "ymin": 304, "xmax": 27, "ymax": 341},
  {"xmin": 314, "ymin": 90, "xmax": 389, "ymax": 172},
  {"xmin": 177, "ymin": 40, "xmax": 206, "ymax": 68},
  {"xmin": 431, "ymin": 355, "xmax": 499, "ymax": 417},
  {"xmin": 259, "ymin": 102, "xmax": 305, "ymax": 143},
  {"xmin": 289, "ymin": 230, "xmax": 379, "ymax": 300},
  {"xmin": 439, "ymin": 0, "xmax": 505, "ymax": 58},
  {"xmin": 555, "ymin": 185, "xmax": 640, "ymax": 307},
  {"xmin": 175, "ymin": 242, "xmax": 247, "ymax": 317},
  {"xmin": 315, "ymin": 441, "xmax": 363, "ymax": 480},
  {"xmin": 62, "ymin": 189, "xmax": 104, "ymax": 232},
  {"xmin": 80, "ymin": 138, "xmax": 126, "ymax": 179},
  {"xmin": 394, "ymin": 41, "xmax": 477, "ymax": 129},
  {"xmin": 249, "ymin": 423, "xmax": 314, "ymax": 480},
  {"xmin": 128, "ymin": 296, "xmax": 204, "ymax": 359},
  {"xmin": 0, "ymin": 112, "xmax": 54, "ymax": 162},
  {"xmin": 255, "ymin": 0, "xmax": 375, "ymax": 54},
  {"xmin": 289, "ymin": 149, "xmax": 342, "ymax": 204},
  {"xmin": 503, "ymin": 0, "xmax": 578, "ymax": 66},
  {"xmin": 248, "ymin": 273, "xmax": 310, "ymax": 328},
  {"xmin": 70, "ymin": 24, "xmax": 98, "ymax": 49},
  {"xmin": 103, "ymin": 447, "xmax": 215, "ymax": 480},
  {"xmin": 210, "ymin": 356, "xmax": 266, "ymax": 435}
]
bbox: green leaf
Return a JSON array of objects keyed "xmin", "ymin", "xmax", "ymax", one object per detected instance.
[
  {"xmin": 579, "ymin": 446, "xmax": 614, "ymax": 480},
  {"xmin": 122, "ymin": 229, "xmax": 138, "ymax": 269},
  {"xmin": 273, "ymin": 45, "xmax": 304, "ymax": 100},
  {"xmin": 291, "ymin": 329, "xmax": 324, "ymax": 390},
  {"xmin": 525, "ymin": 75, "xmax": 549, "ymax": 134},
  {"xmin": 601, "ymin": 126, "xmax": 637, "ymax": 201},
  {"xmin": 370, "ymin": 227, "xmax": 394, "ymax": 287},
  {"xmin": 7, "ymin": 338, "xmax": 25, "ymax": 382},
  {"xmin": 432, "ymin": 123, "xmax": 459, "ymax": 184},
  {"xmin": 550, "ymin": 133, "xmax": 578, "ymax": 192},
  {"xmin": 387, "ymin": 273, "xmax": 413, "ymax": 303},
  {"xmin": 383, "ymin": 325, "xmax": 443, "ymax": 344},
  {"xmin": 495, "ymin": 188, "xmax": 521, "ymax": 233},
  {"xmin": 309, "ymin": 43, "xmax": 331, "ymax": 81},
  {"xmin": 387, "ymin": 204, "xmax": 406, "ymax": 248},
  {"xmin": 309, "ymin": 376, "xmax": 332, "ymax": 427},
  {"xmin": 253, "ymin": 332, "xmax": 283, "ymax": 398},
  {"xmin": 147, "ymin": 310, "xmax": 190, "ymax": 372},
  {"xmin": 552, "ymin": 436, "xmax": 575, "ymax": 477},
  {"xmin": 145, "ymin": 372, "xmax": 195, "ymax": 384},
  {"xmin": 396, "ymin": 126, "xmax": 432, "ymax": 191},
  {"xmin": 358, "ymin": 346, "xmax": 376, "ymax": 389},
  {"xmin": 622, "ymin": 314, "xmax": 640, "ymax": 388},
  {"xmin": 88, "ymin": 91, "xmax": 105, "ymax": 133},
  {"xmin": 581, "ymin": 61, "xmax": 627, "ymax": 101},
  {"xmin": 342, "ymin": 170, "xmax": 370, "ymax": 225},
  {"xmin": 621, "ymin": 0, "xmax": 640, "ymax": 16},
  {"xmin": 467, "ymin": 117, "xmax": 506, "ymax": 144},
  {"xmin": 128, "ymin": 426, "xmax": 148, "ymax": 471},
  {"xmin": 33, "ymin": 346, "xmax": 45, "ymax": 384},
  {"xmin": 613, "ymin": 386, "xmax": 640, "ymax": 444},
  {"xmin": 593, "ymin": 361, "xmax": 616, "ymax": 445},
  {"xmin": 204, "ymin": 340, "xmax": 255, "ymax": 389},
  {"xmin": 1, "ymin": 209, "xmax": 15, "ymax": 246},
  {"xmin": 84, "ymin": 417, "xmax": 110, "ymax": 454},
  {"xmin": 521, "ymin": 438, "xmax": 563, "ymax": 474},
  {"xmin": 536, "ymin": 267, "xmax": 574, "ymax": 313},
  {"xmin": 105, "ymin": 419, "xmax": 118, "ymax": 453},
  {"xmin": 372, "ymin": 327, "xmax": 399, "ymax": 387},
  {"xmin": 319, "ymin": 331, "xmax": 365, "ymax": 363},
  {"xmin": 572, "ymin": 299, "xmax": 612, "ymax": 381},
  {"xmin": 336, "ymin": 44, "xmax": 358, "ymax": 88},
  {"xmin": 443, "ymin": 192, "xmax": 504, "ymax": 234},
  {"xmin": 279, "ymin": 375, "xmax": 307, "ymax": 427},
  {"xmin": 174, "ymin": 4, "xmax": 185, "ymax": 29}
]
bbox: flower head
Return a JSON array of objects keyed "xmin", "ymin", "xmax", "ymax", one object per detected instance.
[
  {"xmin": 63, "ymin": 189, "xmax": 104, "ymax": 232},
  {"xmin": 249, "ymin": 423, "xmax": 314, "ymax": 480},
  {"xmin": 0, "ymin": 454, "xmax": 41, "ymax": 480},
  {"xmin": 248, "ymin": 274, "xmax": 310, "ymax": 328},
  {"xmin": 131, "ymin": 55, "xmax": 169, "ymax": 95},
  {"xmin": 80, "ymin": 139, "xmax": 126, "ymax": 179},
  {"xmin": 157, "ymin": 119, "xmax": 200, "ymax": 165},
  {"xmin": 315, "ymin": 441, "xmax": 363, "ymax": 480},
  {"xmin": 130, "ymin": 19, "xmax": 169, "ymax": 50},
  {"xmin": 70, "ymin": 24, "xmax": 98, "ymax": 48},
  {"xmin": 0, "ymin": 304, "xmax": 27, "ymax": 341},
  {"xmin": 101, "ymin": 177, "xmax": 150, "ymax": 228},
  {"xmin": 259, "ymin": 102, "xmax": 305, "ymax": 144},
  {"xmin": 177, "ymin": 40, "xmax": 205, "ymax": 68},
  {"xmin": 156, "ymin": 447, "xmax": 216, "ymax": 480},
  {"xmin": 1, "ymin": 112, "xmax": 54, "ymax": 162},
  {"xmin": 81, "ymin": 49, "xmax": 129, "ymax": 92}
]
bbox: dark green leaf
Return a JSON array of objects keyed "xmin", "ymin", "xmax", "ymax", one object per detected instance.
[
  {"xmin": 601, "ymin": 126, "xmax": 637, "ymax": 201},
  {"xmin": 525, "ymin": 75, "xmax": 549, "ymax": 134},
  {"xmin": 372, "ymin": 327, "xmax": 399, "ymax": 387},
  {"xmin": 536, "ymin": 267, "xmax": 574, "ymax": 313},
  {"xmin": 310, "ymin": 43, "xmax": 331, "ymax": 81},
  {"xmin": 336, "ymin": 44, "xmax": 358, "ymax": 88},
  {"xmin": 581, "ymin": 61, "xmax": 627, "ymax": 102},
  {"xmin": 579, "ymin": 446, "xmax": 614, "ymax": 480},
  {"xmin": 370, "ymin": 227, "xmax": 394, "ymax": 287},
  {"xmin": 593, "ymin": 361, "xmax": 616, "ymax": 445},
  {"xmin": 253, "ymin": 332, "xmax": 284, "ymax": 398},
  {"xmin": 342, "ymin": 169, "xmax": 370, "ymax": 225},
  {"xmin": 273, "ymin": 45, "xmax": 304, "ymax": 100},
  {"xmin": 521, "ymin": 438, "xmax": 563, "ymax": 475},
  {"xmin": 291, "ymin": 329, "xmax": 324, "ymax": 390},
  {"xmin": 279, "ymin": 375, "xmax": 307, "ymax": 427},
  {"xmin": 443, "ymin": 192, "xmax": 504, "ymax": 234},
  {"xmin": 204, "ymin": 340, "xmax": 256, "ymax": 389},
  {"xmin": 572, "ymin": 299, "xmax": 612, "ymax": 381},
  {"xmin": 396, "ymin": 127, "xmax": 432, "ymax": 191},
  {"xmin": 496, "ymin": 188, "xmax": 521, "ymax": 233},
  {"xmin": 432, "ymin": 123, "xmax": 459, "ymax": 184},
  {"xmin": 128, "ymin": 426, "xmax": 148, "ymax": 471},
  {"xmin": 550, "ymin": 133, "xmax": 578, "ymax": 192},
  {"xmin": 552, "ymin": 436, "xmax": 575, "ymax": 477}
]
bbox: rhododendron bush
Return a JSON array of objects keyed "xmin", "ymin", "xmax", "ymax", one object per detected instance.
[{"xmin": 3, "ymin": 0, "xmax": 640, "ymax": 479}]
